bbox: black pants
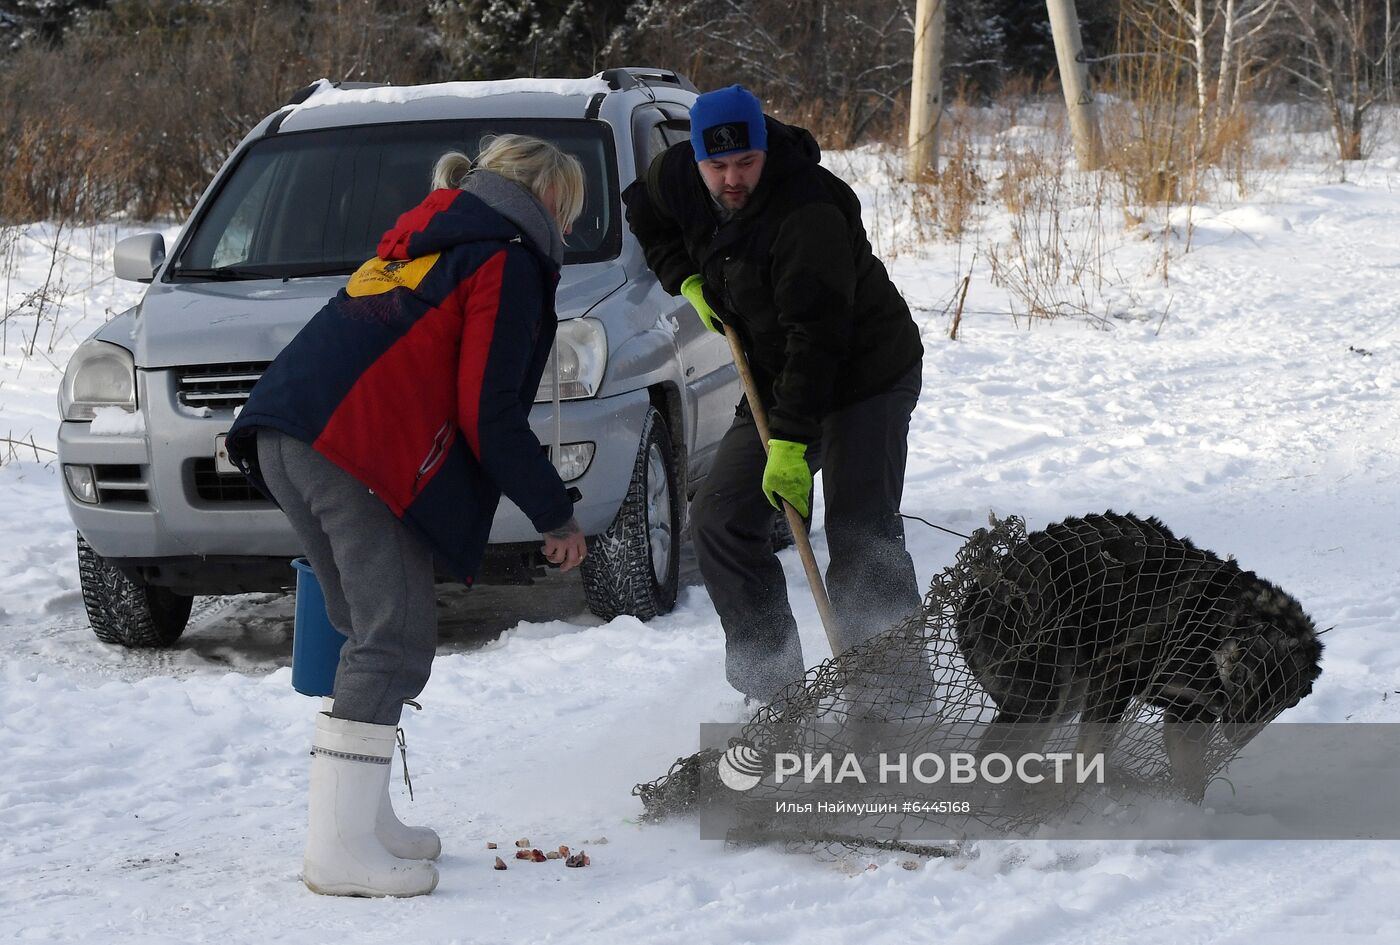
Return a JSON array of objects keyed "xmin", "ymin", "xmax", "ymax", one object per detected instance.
[{"xmin": 690, "ymin": 362, "xmax": 923, "ymax": 700}]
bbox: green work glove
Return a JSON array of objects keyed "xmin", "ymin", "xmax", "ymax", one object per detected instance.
[
  {"xmin": 680, "ymin": 273, "xmax": 724, "ymax": 334},
  {"xmin": 762, "ymin": 438, "xmax": 812, "ymax": 518}
]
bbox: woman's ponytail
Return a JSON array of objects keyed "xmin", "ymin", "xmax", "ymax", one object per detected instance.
[{"xmin": 431, "ymin": 151, "xmax": 474, "ymax": 190}]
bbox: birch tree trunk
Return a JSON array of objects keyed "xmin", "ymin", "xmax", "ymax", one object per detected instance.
[
  {"xmin": 1164, "ymin": 0, "xmax": 1214, "ymax": 147},
  {"xmin": 1192, "ymin": 0, "xmax": 1210, "ymax": 143},
  {"xmin": 1213, "ymin": 0, "xmax": 1281, "ymax": 140},
  {"xmin": 1216, "ymin": 0, "xmax": 1238, "ymax": 128}
]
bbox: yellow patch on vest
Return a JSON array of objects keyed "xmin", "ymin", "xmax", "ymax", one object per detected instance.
[{"xmin": 346, "ymin": 252, "xmax": 441, "ymax": 297}]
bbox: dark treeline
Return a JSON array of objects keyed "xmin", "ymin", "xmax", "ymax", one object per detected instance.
[
  {"xmin": 1, "ymin": 1, "xmax": 1395, "ymax": 221},
  {"xmin": 0, "ymin": 0, "xmax": 1121, "ymax": 221}
]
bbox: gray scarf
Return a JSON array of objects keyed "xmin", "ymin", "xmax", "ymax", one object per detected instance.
[{"xmin": 460, "ymin": 169, "xmax": 564, "ymax": 267}]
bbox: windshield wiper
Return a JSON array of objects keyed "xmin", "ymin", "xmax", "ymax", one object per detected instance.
[
  {"xmin": 171, "ymin": 265, "xmax": 287, "ymax": 282},
  {"xmin": 172, "ymin": 262, "xmax": 360, "ymax": 282},
  {"xmin": 279, "ymin": 263, "xmax": 361, "ymax": 278}
]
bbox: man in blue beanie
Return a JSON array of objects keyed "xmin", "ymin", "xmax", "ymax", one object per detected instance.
[{"xmin": 624, "ymin": 84, "xmax": 925, "ymax": 701}]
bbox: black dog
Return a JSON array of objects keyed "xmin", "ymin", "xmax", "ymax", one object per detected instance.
[{"xmin": 955, "ymin": 512, "xmax": 1324, "ymax": 798}]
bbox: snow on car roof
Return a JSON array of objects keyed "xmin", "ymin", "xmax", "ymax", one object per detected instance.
[{"xmin": 292, "ymin": 76, "xmax": 613, "ymax": 113}]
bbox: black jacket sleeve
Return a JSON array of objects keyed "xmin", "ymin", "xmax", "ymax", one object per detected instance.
[
  {"xmin": 623, "ymin": 151, "xmax": 698, "ymax": 295},
  {"xmin": 766, "ymin": 202, "xmax": 859, "ymax": 444}
]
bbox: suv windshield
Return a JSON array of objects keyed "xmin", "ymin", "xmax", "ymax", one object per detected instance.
[{"xmin": 172, "ymin": 118, "xmax": 619, "ymax": 280}]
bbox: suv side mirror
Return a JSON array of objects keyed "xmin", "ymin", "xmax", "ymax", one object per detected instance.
[{"xmin": 114, "ymin": 233, "xmax": 167, "ymax": 283}]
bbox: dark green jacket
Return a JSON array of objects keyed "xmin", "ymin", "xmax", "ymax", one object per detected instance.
[{"xmin": 624, "ymin": 116, "xmax": 923, "ymax": 443}]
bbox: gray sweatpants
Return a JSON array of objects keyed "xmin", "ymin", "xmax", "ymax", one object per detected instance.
[{"xmin": 257, "ymin": 430, "xmax": 438, "ymax": 726}]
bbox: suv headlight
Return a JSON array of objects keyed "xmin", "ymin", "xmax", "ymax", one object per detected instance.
[
  {"xmin": 536, "ymin": 317, "xmax": 607, "ymax": 402},
  {"xmin": 59, "ymin": 339, "xmax": 138, "ymax": 421}
]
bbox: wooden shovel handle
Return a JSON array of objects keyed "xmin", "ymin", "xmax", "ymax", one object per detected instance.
[{"xmin": 722, "ymin": 328, "xmax": 841, "ymax": 653}]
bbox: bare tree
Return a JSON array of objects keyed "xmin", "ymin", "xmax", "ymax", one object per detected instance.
[
  {"xmin": 1388, "ymin": 0, "xmax": 1395, "ymax": 98},
  {"xmin": 1281, "ymin": 0, "xmax": 1400, "ymax": 159},
  {"xmin": 1161, "ymin": 0, "xmax": 1215, "ymax": 143},
  {"xmin": 1214, "ymin": 0, "xmax": 1282, "ymax": 128},
  {"xmin": 1159, "ymin": 0, "xmax": 1280, "ymax": 148}
]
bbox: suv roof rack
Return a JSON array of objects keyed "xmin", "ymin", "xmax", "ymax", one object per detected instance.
[
  {"xmin": 598, "ymin": 68, "xmax": 698, "ymax": 94},
  {"xmin": 282, "ymin": 79, "xmax": 388, "ymax": 108}
]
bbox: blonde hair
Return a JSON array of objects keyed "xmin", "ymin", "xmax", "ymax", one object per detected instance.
[{"xmin": 431, "ymin": 134, "xmax": 585, "ymax": 231}]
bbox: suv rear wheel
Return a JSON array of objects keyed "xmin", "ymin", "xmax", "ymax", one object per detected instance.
[
  {"xmin": 76, "ymin": 533, "xmax": 193, "ymax": 647},
  {"xmin": 581, "ymin": 407, "xmax": 680, "ymax": 620}
]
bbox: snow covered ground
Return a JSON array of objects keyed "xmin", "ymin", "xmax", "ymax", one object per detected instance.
[{"xmin": 4, "ymin": 123, "xmax": 1400, "ymax": 943}]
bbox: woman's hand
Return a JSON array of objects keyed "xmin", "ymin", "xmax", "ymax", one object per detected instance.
[{"xmin": 541, "ymin": 517, "xmax": 588, "ymax": 572}]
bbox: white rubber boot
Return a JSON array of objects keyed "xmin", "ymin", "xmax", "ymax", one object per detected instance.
[
  {"xmin": 320, "ymin": 698, "xmax": 441, "ymax": 860},
  {"xmin": 303, "ymin": 712, "xmax": 439, "ymax": 897}
]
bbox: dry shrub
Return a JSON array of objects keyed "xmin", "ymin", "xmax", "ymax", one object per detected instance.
[
  {"xmin": 923, "ymin": 140, "xmax": 985, "ymax": 242},
  {"xmin": 0, "ymin": 0, "xmax": 446, "ymax": 385},
  {"xmin": 839, "ymin": 98, "xmax": 986, "ymax": 265},
  {"xmin": 0, "ymin": 109, "xmax": 136, "ymax": 223},
  {"xmin": 986, "ymin": 113, "xmax": 1113, "ymax": 326},
  {"xmin": 786, "ymin": 98, "xmax": 857, "ymax": 150},
  {"xmin": 930, "ymin": 86, "xmax": 987, "ymax": 239},
  {"xmin": 995, "ymin": 141, "xmax": 1060, "ymax": 219},
  {"xmin": 0, "ymin": 0, "xmax": 440, "ymax": 225},
  {"xmin": 1206, "ymin": 104, "xmax": 1259, "ymax": 196},
  {"xmin": 783, "ymin": 95, "xmax": 911, "ymax": 152},
  {"xmin": 991, "ymin": 72, "xmax": 1050, "ymax": 132},
  {"xmin": 906, "ymin": 95, "xmax": 986, "ymax": 244},
  {"xmin": 1102, "ymin": 0, "xmax": 1272, "ymax": 215},
  {"xmin": 1098, "ymin": 7, "xmax": 1197, "ymax": 215}
]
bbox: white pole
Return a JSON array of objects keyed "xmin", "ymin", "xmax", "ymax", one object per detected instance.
[
  {"xmin": 1045, "ymin": 0, "xmax": 1104, "ymax": 169},
  {"xmin": 907, "ymin": 0, "xmax": 945, "ymax": 179}
]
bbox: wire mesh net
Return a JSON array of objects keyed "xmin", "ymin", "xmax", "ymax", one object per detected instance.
[{"xmin": 635, "ymin": 511, "xmax": 1324, "ymax": 848}]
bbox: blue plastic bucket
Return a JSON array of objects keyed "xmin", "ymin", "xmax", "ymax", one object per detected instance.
[{"xmin": 290, "ymin": 558, "xmax": 347, "ymax": 697}]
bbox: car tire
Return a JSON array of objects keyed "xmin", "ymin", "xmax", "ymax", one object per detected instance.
[
  {"xmin": 76, "ymin": 533, "xmax": 193, "ymax": 648},
  {"xmin": 581, "ymin": 407, "xmax": 680, "ymax": 621}
]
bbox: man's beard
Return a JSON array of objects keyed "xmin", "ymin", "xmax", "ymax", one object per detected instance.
[{"xmin": 712, "ymin": 185, "xmax": 752, "ymax": 209}]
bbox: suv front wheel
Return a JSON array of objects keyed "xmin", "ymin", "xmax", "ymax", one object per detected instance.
[
  {"xmin": 581, "ymin": 407, "xmax": 680, "ymax": 620},
  {"xmin": 76, "ymin": 533, "xmax": 193, "ymax": 647}
]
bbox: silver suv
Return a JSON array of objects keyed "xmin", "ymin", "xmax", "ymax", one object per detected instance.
[{"xmin": 57, "ymin": 68, "xmax": 739, "ymax": 647}]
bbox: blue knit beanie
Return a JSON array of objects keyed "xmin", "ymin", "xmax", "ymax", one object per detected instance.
[{"xmin": 690, "ymin": 85, "xmax": 768, "ymax": 160}]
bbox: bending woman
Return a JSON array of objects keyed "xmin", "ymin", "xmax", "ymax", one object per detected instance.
[{"xmin": 227, "ymin": 134, "xmax": 586, "ymax": 898}]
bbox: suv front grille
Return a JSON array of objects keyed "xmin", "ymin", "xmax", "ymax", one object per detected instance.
[
  {"xmin": 192, "ymin": 458, "xmax": 268, "ymax": 503},
  {"xmin": 176, "ymin": 362, "xmax": 271, "ymax": 410}
]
